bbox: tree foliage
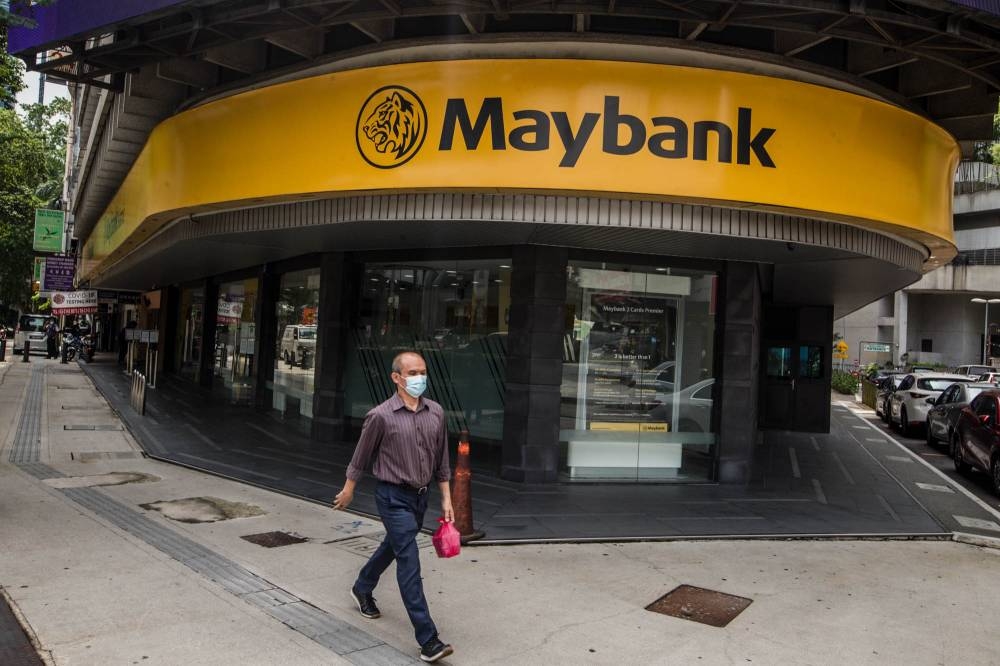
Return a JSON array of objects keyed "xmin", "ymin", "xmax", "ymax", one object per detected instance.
[{"xmin": 0, "ymin": 25, "xmax": 70, "ymax": 314}]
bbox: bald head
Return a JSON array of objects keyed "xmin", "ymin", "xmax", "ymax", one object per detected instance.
[{"xmin": 391, "ymin": 351, "xmax": 425, "ymax": 374}]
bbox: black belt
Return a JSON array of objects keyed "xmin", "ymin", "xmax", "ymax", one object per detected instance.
[{"xmin": 380, "ymin": 480, "xmax": 429, "ymax": 494}]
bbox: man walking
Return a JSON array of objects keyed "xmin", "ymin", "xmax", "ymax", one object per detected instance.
[
  {"xmin": 333, "ymin": 350, "xmax": 455, "ymax": 663},
  {"xmin": 44, "ymin": 318, "xmax": 59, "ymax": 359}
]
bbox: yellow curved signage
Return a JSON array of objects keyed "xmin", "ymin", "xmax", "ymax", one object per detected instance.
[{"xmin": 82, "ymin": 58, "xmax": 959, "ymax": 279}]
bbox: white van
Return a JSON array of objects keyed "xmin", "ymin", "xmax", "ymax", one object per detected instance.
[
  {"xmin": 14, "ymin": 314, "xmax": 50, "ymax": 355},
  {"xmin": 955, "ymin": 364, "xmax": 996, "ymax": 379},
  {"xmin": 279, "ymin": 325, "xmax": 317, "ymax": 368}
]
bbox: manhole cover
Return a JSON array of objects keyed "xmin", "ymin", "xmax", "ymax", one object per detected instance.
[
  {"xmin": 241, "ymin": 531, "xmax": 308, "ymax": 548},
  {"xmin": 646, "ymin": 585, "xmax": 752, "ymax": 627}
]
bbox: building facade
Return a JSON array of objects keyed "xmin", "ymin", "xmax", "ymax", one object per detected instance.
[{"xmin": 9, "ymin": 0, "xmax": 1000, "ymax": 486}]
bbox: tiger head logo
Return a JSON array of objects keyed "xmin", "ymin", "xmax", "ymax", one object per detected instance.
[{"xmin": 356, "ymin": 86, "xmax": 427, "ymax": 169}]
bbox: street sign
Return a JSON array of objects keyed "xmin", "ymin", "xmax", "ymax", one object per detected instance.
[
  {"xmin": 32, "ymin": 209, "xmax": 64, "ymax": 253},
  {"xmin": 42, "ymin": 256, "xmax": 75, "ymax": 292},
  {"xmin": 862, "ymin": 342, "xmax": 891, "ymax": 353}
]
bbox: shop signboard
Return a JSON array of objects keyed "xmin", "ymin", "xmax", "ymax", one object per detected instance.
[
  {"xmin": 42, "ymin": 256, "xmax": 75, "ymax": 292},
  {"xmin": 117, "ymin": 292, "xmax": 141, "ymax": 305},
  {"xmin": 862, "ymin": 342, "xmax": 891, "ymax": 353},
  {"xmin": 97, "ymin": 290, "xmax": 118, "ymax": 304},
  {"xmin": 50, "ymin": 290, "xmax": 98, "ymax": 315},
  {"xmin": 33, "ymin": 209, "xmax": 64, "ymax": 253},
  {"xmin": 33, "ymin": 258, "xmax": 45, "ymax": 285},
  {"xmin": 217, "ymin": 299, "xmax": 244, "ymax": 325}
]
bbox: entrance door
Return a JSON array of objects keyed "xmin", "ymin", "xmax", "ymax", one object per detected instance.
[{"xmin": 761, "ymin": 306, "xmax": 832, "ymax": 432}]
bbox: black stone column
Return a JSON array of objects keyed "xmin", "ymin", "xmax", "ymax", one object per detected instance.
[
  {"xmin": 717, "ymin": 262, "xmax": 761, "ymax": 483},
  {"xmin": 199, "ymin": 281, "xmax": 218, "ymax": 388},
  {"xmin": 255, "ymin": 268, "xmax": 280, "ymax": 411},
  {"xmin": 501, "ymin": 246, "xmax": 568, "ymax": 483},
  {"xmin": 312, "ymin": 252, "xmax": 360, "ymax": 441},
  {"xmin": 161, "ymin": 286, "xmax": 179, "ymax": 373}
]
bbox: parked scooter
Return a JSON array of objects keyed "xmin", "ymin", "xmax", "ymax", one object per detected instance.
[{"xmin": 61, "ymin": 332, "xmax": 91, "ymax": 362}]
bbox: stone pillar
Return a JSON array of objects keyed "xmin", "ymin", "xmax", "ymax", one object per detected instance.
[
  {"xmin": 717, "ymin": 262, "xmax": 761, "ymax": 483},
  {"xmin": 312, "ymin": 252, "xmax": 360, "ymax": 441},
  {"xmin": 161, "ymin": 286, "xmax": 179, "ymax": 373},
  {"xmin": 894, "ymin": 291, "xmax": 908, "ymax": 366},
  {"xmin": 199, "ymin": 281, "xmax": 218, "ymax": 388},
  {"xmin": 255, "ymin": 268, "xmax": 280, "ymax": 411},
  {"xmin": 500, "ymin": 246, "xmax": 568, "ymax": 483}
]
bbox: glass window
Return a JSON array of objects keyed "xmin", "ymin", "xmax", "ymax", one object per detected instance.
[
  {"xmin": 917, "ymin": 378, "xmax": 971, "ymax": 391},
  {"xmin": 560, "ymin": 261, "xmax": 717, "ymax": 482},
  {"xmin": 766, "ymin": 347, "xmax": 793, "ymax": 378},
  {"xmin": 897, "ymin": 376, "xmax": 915, "ymax": 391},
  {"xmin": 214, "ymin": 278, "xmax": 258, "ymax": 404},
  {"xmin": 175, "ymin": 286, "xmax": 204, "ymax": 381},
  {"xmin": 270, "ymin": 268, "xmax": 320, "ymax": 422},
  {"xmin": 974, "ymin": 395, "xmax": 997, "ymax": 418},
  {"xmin": 344, "ymin": 259, "xmax": 511, "ymax": 445},
  {"xmin": 799, "ymin": 346, "xmax": 823, "ymax": 379}
]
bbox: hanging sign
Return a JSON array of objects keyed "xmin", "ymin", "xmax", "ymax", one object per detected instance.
[
  {"xmin": 33, "ymin": 209, "xmax": 64, "ymax": 252},
  {"xmin": 42, "ymin": 256, "xmax": 76, "ymax": 291},
  {"xmin": 50, "ymin": 290, "xmax": 98, "ymax": 314}
]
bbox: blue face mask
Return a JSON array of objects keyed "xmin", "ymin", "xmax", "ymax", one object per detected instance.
[{"xmin": 403, "ymin": 374, "xmax": 428, "ymax": 398}]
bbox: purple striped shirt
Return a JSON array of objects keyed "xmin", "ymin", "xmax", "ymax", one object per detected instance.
[{"xmin": 346, "ymin": 393, "xmax": 451, "ymax": 487}]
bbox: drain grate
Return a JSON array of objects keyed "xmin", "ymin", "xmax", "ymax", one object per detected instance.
[
  {"xmin": 241, "ymin": 531, "xmax": 309, "ymax": 548},
  {"xmin": 646, "ymin": 585, "xmax": 752, "ymax": 627},
  {"xmin": 63, "ymin": 424, "xmax": 124, "ymax": 431}
]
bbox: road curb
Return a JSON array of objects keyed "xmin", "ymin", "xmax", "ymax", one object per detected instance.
[
  {"xmin": 953, "ymin": 531, "xmax": 1000, "ymax": 551},
  {"xmin": 0, "ymin": 585, "xmax": 54, "ymax": 666}
]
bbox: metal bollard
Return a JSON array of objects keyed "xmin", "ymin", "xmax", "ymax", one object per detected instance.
[
  {"xmin": 60, "ymin": 340, "xmax": 68, "ymax": 364},
  {"xmin": 22, "ymin": 339, "xmax": 30, "ymax": 363},
  {"xmin": 0, "ymin": 338, "xmax": 6, "ymax": 362}
]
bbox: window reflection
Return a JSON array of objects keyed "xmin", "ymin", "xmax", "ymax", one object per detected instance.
[
  {"xmin": 214, "ymin": 279, "xmax": 257, "ymax": 404},
  {"xmin": 345, "ymin": 259, "xmax": 511, "ymax": 444},
  {"xmin": 271, "ymin": 269, "xmax": 320, "ymax": 421}
]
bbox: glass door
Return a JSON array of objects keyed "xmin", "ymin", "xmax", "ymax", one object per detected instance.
[
  {"xmin": 176, "ymin": 286, "xmax": 203, "ymax": 381},
  {"xmin": 561, "ymin": 262, "xmax": 717, "ymax": 482},
  {"xmin": 215, "ymin": 279, "xmax": 258, "ymax": 404}
]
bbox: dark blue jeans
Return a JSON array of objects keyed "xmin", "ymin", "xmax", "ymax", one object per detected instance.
[{"xmin": 355, "ymin": 481, "xmax": 437, "ymax": 646}]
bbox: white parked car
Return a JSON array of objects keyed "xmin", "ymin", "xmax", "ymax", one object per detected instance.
[
  {"xmin": 13, "ymin": 314, "xmax": 49, "ymax": 355},
  {"xmin": 279, "ymin": 325, "xmax": 317, "ymax": 368},
  {"xmin": 889, "ymin": 373, "xmax": 973, "ymax": 437},
  {"xmin": 955, "ymin": 364, "xmax": 996, "ymax": 379}
]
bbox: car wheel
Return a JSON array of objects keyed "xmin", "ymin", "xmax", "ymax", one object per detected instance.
[
  {"xmin": 952, "ymin": 433, "xmax": 970, "ymax": 475},
  {"xmin": 899, "ymin": 407, "xmax": 910, "ymax": 437},
  {"xmin": 992, "ymin": 457, "xmax": 1000, "ymax": 497},
  {"xmin": 926, "ymin": 420, "xmax": 935, "ymax": 446}
]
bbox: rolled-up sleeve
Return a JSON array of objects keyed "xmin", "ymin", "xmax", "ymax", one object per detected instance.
[
  {"xmin": 346, "ymin": 409, "xmax": 384, "ymax": 481},
  {"xmin": 434, "ymin": 411, "xmax": 451, "ymax": 482}
]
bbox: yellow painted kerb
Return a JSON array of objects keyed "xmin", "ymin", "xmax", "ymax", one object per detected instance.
[{"xmin": 82, "ymin": 58, "xmax": 959, "ymax": 279}]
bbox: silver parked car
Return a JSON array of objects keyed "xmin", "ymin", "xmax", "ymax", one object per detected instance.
[
  {"xmin": 889, "ymin": 373, "xmax": 973, "ymax": 437},
  {"xmin": 925, "ymin": 382, "xmax": 997, "ymax": 448}
]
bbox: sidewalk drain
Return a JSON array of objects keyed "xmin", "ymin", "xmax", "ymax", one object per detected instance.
[
  {"xmin": 646, "ymin": 585, "xmax": 752, "ymax": 627},
  {"xmin": 140, "ymin": 496, "xmax": 267, "ymax": 523},
  {"xmin": 241, "ymin": 531, "xmax": 308, "ymax": 548},
  {"xmin": 72, "ymin": 451, "xmax": 144, "ymax": 461},
  {"xmin": 63, "ymin": 424, "xmax": 123, "ymax": 431}
]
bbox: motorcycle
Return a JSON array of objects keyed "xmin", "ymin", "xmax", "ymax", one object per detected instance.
[{"xmin": 63, "ymin": 333, "xmax": 94, "ymax": 363}]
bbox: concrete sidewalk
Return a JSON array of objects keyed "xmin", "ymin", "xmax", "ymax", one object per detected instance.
[{"xmin": 4, "ymin": 358, "xmax": 1000, "ymax": 665}]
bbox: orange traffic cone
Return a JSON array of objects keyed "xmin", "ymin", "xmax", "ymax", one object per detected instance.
[{"xmin": 452, "ymin": 429, "xmax": 485, "ymax": 544}]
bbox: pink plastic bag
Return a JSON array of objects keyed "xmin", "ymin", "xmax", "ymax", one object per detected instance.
[{"xmin": 432, "ymin": 518, "xmax": 461, "ymax": 558}]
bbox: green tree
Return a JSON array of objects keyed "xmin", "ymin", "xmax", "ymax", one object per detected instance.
[{"xmin": 0, "ymin": 26, "xmax": 70, "ymax": 314}]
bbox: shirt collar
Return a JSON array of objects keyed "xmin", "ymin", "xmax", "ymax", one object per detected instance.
[{"xmin": 390, "ymin": 392, "xmax": 427, "ymax": 412}]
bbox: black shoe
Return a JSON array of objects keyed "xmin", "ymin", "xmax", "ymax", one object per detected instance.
[
  {"xmin": 420, "ymin": 637, "xmax": 453, "ymax": 663},
  {"xmin": 350, "ymin": 585, "xmax": 380, "ymax": 619}
]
